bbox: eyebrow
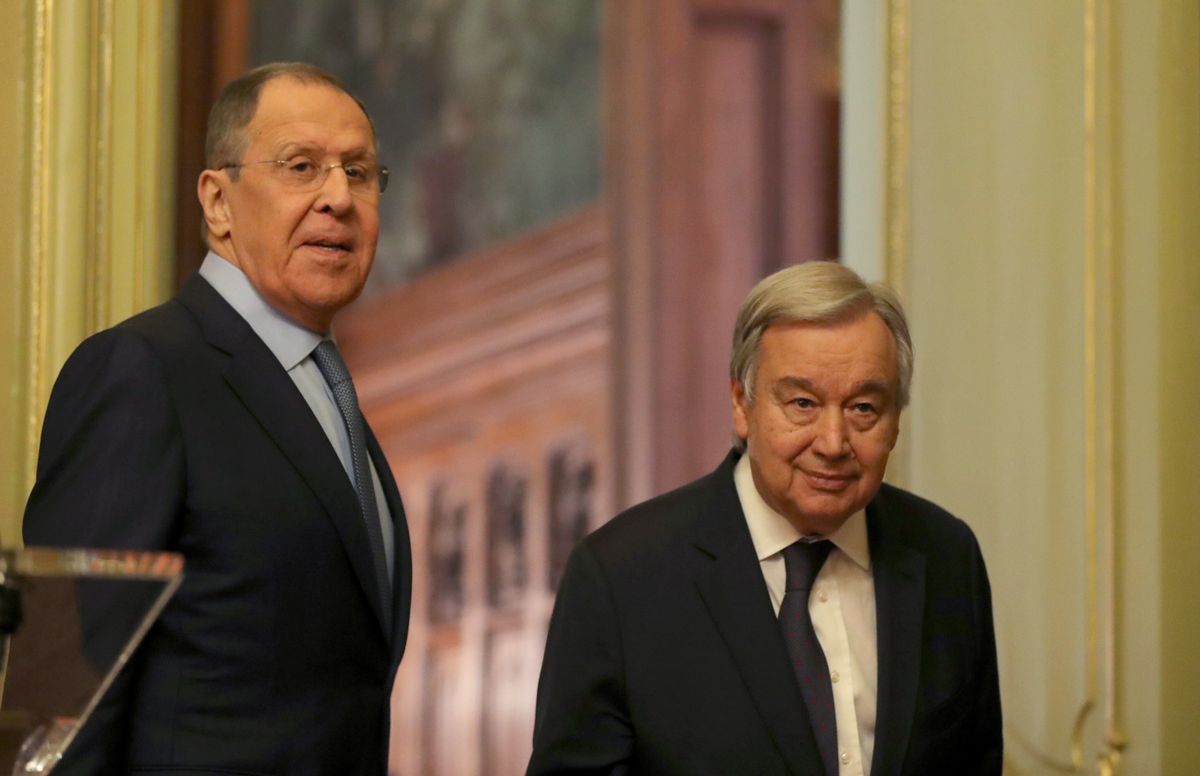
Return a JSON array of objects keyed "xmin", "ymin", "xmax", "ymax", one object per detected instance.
[
  {"xmin": 275, "ymin": 142, "xmax": 376, "ymax": 161},
  {"xmin": 848, "ymin": 379, "xmax": 891, "ymax": 396},
  {"xmin": 774, "ymin": 377, "xmax": 817, "ymax": 394},
  {"xmin": 773, "ymin": 377, "xmax": 892, "ymax": 396}
]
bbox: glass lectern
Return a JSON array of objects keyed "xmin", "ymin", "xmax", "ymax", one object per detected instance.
[{"xmin": 0, "ymin": 548, "xmax": 183, "ymax": 775}]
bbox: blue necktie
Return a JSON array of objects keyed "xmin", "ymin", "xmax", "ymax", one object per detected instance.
[
  {"xmin": 311, "ymin": 340, "xmax": 392, "ymax": 634},
  {"xmin": 781, "ymin": 539, "xmax": 837, "ymax": 775}
]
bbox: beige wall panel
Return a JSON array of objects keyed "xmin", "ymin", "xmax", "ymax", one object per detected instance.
[
  {"xmin": 904, "ymin": 0, "xmax": 1109, "ymax": 770},
  {"xmin": 898, "ymin": 0, "xmax": 1200, "ymax": 772},
  {"xmin": 840, "ymin": 0, "xmax": 886, "ymax": 281},
  {"xmin": 1149, "ymin": 1, "xmax": 1200, "ymax": 770}
]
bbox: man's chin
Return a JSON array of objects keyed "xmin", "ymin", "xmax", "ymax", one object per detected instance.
[
  {"xmin": 296, "ymin": 278, "xmax": 367, "ymax": 310},
  {"xmin": 786, "ymin": 496, "xmax": 861, "ymax": 536},
  {"xmin": 271, "ymin": 287, "xmax": 363, "ymax": 333}
]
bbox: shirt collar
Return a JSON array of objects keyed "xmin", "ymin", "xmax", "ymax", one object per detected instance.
[
  {"xmin": 199, "ymin": 251, "xmax": 324, "ymax": 370},
  {"xmin": 734, "ymin": 453, "xmax": 871, "ymax": 571}
]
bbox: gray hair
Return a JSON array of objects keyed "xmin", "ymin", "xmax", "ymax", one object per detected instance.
[
  {"xmin": 730, "ymin": 261, "xmax": 913, "ymax": 451},
  {"xmin": 201, "ymin": 62, "xmax": 375, "ymax": 245},
  {"xmin": 205, "ymin": 61, "xmax": 374, "ymax": 174}
]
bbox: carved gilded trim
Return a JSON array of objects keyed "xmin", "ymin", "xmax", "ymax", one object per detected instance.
[
  {"xmin": 132, "ymin": 1, "xmax": 148, "ymax": 313},
  {"xmin": 1083, "ymin": 0, "xmax": 1101, "ymax": 759},
  {"xmin": 881, "ymin": 0, "xmax": 911, "ymax": 490},
  {"xmin": 884, "ymin": 0, "xmax": 909, "ymax": 299},
  {"xmin": 1084, "ymin": 0, "xmax": 1126, "ymax": 770},
  {"xmin": 87, "ymin": 0, "xmax": 114, "ymax": 330},
  {"xmin": 27, "ymin": 0, "xmax": 52, "ymax": 493}
]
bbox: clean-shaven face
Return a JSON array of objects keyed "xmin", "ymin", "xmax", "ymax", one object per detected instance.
[
  {"xmin": 209, "ymin": 76, "xmax": 380, "ymax": 332},
  {"xmin": 731, "ymin": 311, "xmax": 901, "ymax": 536}
]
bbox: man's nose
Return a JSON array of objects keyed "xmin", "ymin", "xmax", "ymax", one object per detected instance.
[
  {"xmin": 314, "ymin": 166, "xmax": 355, "ymax": 214},
  {"xmin": 811, "ymin": 409, "xmax": 851, "ymax": 458}
]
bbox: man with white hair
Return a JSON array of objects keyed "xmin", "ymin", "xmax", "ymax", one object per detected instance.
[{"xmin": 529, "ymin": 261, "xmax": 1002, "ymax": 775}]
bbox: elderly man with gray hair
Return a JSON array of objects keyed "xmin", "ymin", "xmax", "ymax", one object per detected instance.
[
  {"xmin": 25, "ymin": 62, "xmax": 409, "ymax": 774},
  {"xmin": 528, "ymin": 261, "xmax": 1002, "ymax": 776}
]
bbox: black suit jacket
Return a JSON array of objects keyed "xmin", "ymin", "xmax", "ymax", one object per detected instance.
[
  {"xmin": 528, "ymin": 452, "xmax": 1001, "ymax": 775},
  {"xmin": 23, "ymin": 274, "xmax": 412, "ymax": 775}
]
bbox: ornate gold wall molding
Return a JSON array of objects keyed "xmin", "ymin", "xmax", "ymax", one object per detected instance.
[
  {"xmin": 4, "ymin": 0, "xmax": 177, "ymax": 545},
  {"xmin": 27, "ymin": 0, "xmax": 55, "ymax": 504},
  {"xmin": 892, "ymin": 0, "xmax": 1125, "ymax": 772},
  {"xmin": 1002, "ymin": 0, "xmax": 1126, "ymax": 771},
  {"xmin": 1083, "ymin": 0, "xmax": 1126, "ymax": 770},
  {"xmin": 884, "ymin": 0, "xmax": 909, "ymax": 299},
  {"xmin": 881, "ymin": 0, "xmax": 911, "ymax": 490},
  {"xmin": 85, "ymin": 0, "xmax": 115, "ymax": 331}
]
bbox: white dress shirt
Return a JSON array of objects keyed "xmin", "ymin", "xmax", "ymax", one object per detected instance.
[
  {"xmin": 200, "ymin": 252, "xmax": 395, "ymax": 582},
  {"xmin": 734, "ymin": 454, "xmax": 877, "ymax": 776}
]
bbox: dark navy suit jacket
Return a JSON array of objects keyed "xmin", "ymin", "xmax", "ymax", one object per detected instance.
[
  {"xmin": 24, "ymin": 274, "xmax": 411, "ymax": 775},
  {"xmin": 528, "ymin": 452, "xmax": 1001, "ymax": 775}
]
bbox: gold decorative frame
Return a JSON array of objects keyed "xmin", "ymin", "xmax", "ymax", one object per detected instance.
[
  {"xmin": 27, "ymin": 0, "xmax": 53, "ymax": 493},
  {"xmin": 883, "ymin": 0, "xmax": 1126, "ymax": 772},
  {"xmin": 85, "ymin": 0, "xmax": 114, "ymax": 330},
  {"xmin": 884, "ymin": 0, "xmax": 909, "ymax": 299},
  {"xmin": 1083, "ymin": 0, "xmax": 1126, "ymax": 769},
  {"xmin": 15, "ymin": 1, "xmax": 176, "ymax": 538}
]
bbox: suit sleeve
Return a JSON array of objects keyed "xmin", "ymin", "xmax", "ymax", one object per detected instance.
[
  {"xmin": 527, "ymin": 542, "xmax": 633, "ymax": 776},
  {"xmin": 968, "ymin": 533, "xmax": 1004, "ymax": 775},
  {"xmin": 23, "ymin": 328, "xmax": 186, "ymax": 773},
  {"xmin": 24, "ymin": 328, "xmax": 185, "ymax": 550}
]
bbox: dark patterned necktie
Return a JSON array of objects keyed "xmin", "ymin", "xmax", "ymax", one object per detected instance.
[
  {"xmin": 780, "ymin": 539, "xmax": 837, "ymax": 775},
  {"xmin": 311, "ymin": 340, "xmax": 392, "ymax": 633}
]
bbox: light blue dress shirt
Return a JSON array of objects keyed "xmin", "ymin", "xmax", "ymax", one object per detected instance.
[{"xmin": 199, "ymin": 252, "xmax": 395, "ymax": 584}]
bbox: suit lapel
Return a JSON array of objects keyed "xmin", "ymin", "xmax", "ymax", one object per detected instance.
[
  {"xmin": 177, "ymin": 275, "xmax": 390, "ymax": 637},
  {"xmin": 691, "ymin": 455, "xmax": 827, "ymax": 776},
  {"xmin": 868, "ymin": 496, "xmax": 926, "ymax": 776},
  {"xmin": 365, "ymin": 426, "xmax": 412, "ymax": 659}
]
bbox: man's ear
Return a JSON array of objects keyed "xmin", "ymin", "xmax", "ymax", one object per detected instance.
[
  {"xmin": 731, "ymin": 377, "xmax": 751, "ymax": 441},
  {"xmin": 197, "ymin": 170, "xmax": 232, "ymax": 241}
]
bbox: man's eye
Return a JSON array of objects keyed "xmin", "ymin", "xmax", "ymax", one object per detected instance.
[
  {"xmin": 791, "ymin": 398, "xmax": 815, "ymax": 410},
  {"xmin": 286, "ymin": 158, "xmax": 316, "ymax": 174},
  {"xmin": 343, "ymin": 163, "xmax": 370, "ymax": 181},
  {"xmin": 852, "ymin": 402, "xmax": 877, "ymax": 414}
]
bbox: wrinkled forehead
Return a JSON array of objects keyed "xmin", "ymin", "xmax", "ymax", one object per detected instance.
[
  {"xmin": 246, "ymin": 77, "xmax": 377, "ymax": 155},
  {"xmin": 757, "ymin": 313, "xmax": 899, "ymax": 380}
]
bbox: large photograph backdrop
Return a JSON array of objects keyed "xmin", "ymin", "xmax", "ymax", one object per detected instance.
[
  {"xmin": 246, "ymin": 4, "xmax": 606, "ymax": 774},
  {"xmin": 251, "ymin": 0, "xmax": 601, "ymax": 290},
  {"xmin": 177, "ymin": 2, "xmax": 842, "ymax": 773}
]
